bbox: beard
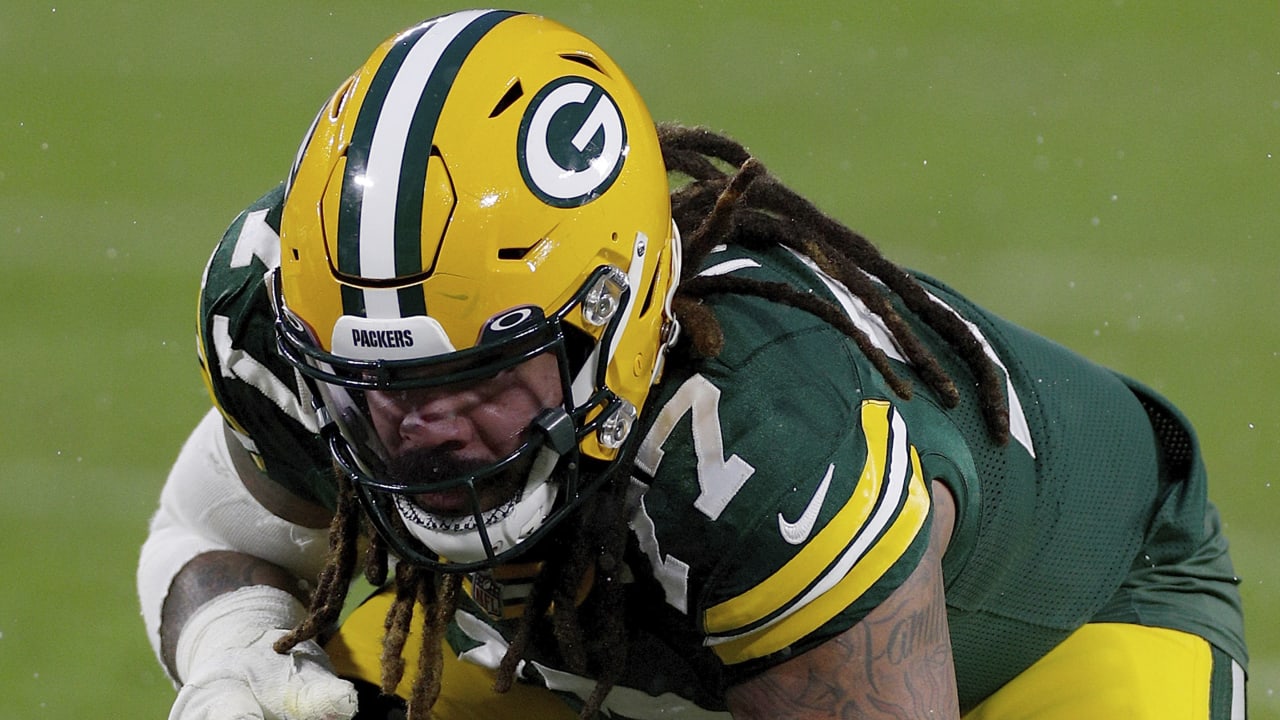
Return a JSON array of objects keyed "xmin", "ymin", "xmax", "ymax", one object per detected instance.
[
  {"xmin": 386, "ymin": 446, "xmax": 486, "ymax": 485},
  {"xmin": 385, "ymin": 446, "xmax": 533, "ymax": 516}
]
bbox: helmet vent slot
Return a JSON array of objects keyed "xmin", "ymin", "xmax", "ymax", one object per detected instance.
[
  {"xmin": 559, "ymin": 53, "xmax": 604, "ymax": 74},
  {"xmin": 497, "ymin": 238, "xmax": 543, "ymax": 260},
  {"xmin": 638, "ymin": 261, "xmax": 660, "ymax": 316},
  {"xmin": 331, "ymin": 76, "xmax": 357, "ymax": 120},
  {"xmin": 489, "ymin": 81, "xmax": 524, "ymax": 118}
]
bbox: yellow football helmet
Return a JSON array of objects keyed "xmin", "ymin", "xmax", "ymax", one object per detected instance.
[{"xmin": 273, "ymin": 10, "xmax": 681, "ymax": 570}]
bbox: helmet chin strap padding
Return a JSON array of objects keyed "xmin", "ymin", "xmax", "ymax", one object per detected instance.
[
  {"xmin": 532, "ymin": 407, "xmax": 577, "ymax": 455},
  {"xmin": 391, "ymin": 445, "xmax": 564, "ymax": 567}
]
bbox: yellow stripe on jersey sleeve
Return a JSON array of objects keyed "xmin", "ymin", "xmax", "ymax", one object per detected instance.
[
  {"xmin": 702, "ymin": 400, "xmax": 932, "ymax": 664},
  {"xmin": 702, "ymin": 400, "xmax": 894, "ymax": 635},
  {"xmin": 710, "ymin": 455, "xmax": 928, "ymax": 664}
]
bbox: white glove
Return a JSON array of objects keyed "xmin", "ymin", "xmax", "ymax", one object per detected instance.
[{"xmin": 169, "ymin": 585, "xmax": 358, "ymax": 720}]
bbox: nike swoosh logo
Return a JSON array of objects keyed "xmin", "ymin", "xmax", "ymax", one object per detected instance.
[{"xmin": 777, "ymin": 463, "xmax": 834, "ymax": 545}]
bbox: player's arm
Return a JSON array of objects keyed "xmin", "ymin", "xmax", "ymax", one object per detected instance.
[
  {"xmin": 724, "ymin": 481, "xmax": 960, "ymax": 720},
  {"xmin": 156, "ymin": 417, "xmax": 332, "ymax": 675},
  {"xmin": 137, "ymin": 409, "xmax": 357, "ymax": 719}
]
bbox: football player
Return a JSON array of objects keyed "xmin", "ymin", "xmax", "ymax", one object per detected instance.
[{"xmin": 138, "ymin": 9, "xmax": 1248, "ymax": 720}]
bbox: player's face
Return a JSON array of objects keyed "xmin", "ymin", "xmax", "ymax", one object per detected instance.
[{"xmin": 363, "ymin": 352, "xmax": 563, "ymax": 516}]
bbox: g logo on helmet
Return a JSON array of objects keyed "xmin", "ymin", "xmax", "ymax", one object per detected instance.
[{"xmin": 518, "ymin": 76, "xmax": 627, "ymax": 208}]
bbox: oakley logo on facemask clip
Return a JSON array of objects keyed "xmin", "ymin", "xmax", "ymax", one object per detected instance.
[{"xmin": 479, "ymin": 306, "xmax": 545, "ymax": 345}]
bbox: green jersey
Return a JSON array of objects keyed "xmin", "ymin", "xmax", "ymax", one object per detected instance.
[{"xmin": 197, "ymin": 187, "xmax": 1245, "ymax": 716}]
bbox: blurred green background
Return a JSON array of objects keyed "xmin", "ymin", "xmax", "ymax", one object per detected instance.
[{"xmin": 1, "ymin": 1, "xmax": 1275, "ymax": 717}]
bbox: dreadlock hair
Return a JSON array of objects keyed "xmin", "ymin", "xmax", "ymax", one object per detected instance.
[
  {"xmin": 273, "ymin": 440, "xmax": 639, "ymax": 720},
  {"xmin": 658, "ymin": 122, "xmax": 1012, "ymax": 443},
  {"xmin": 275, "ymin": 122, "xmax": 1012, "ymax": 720}
]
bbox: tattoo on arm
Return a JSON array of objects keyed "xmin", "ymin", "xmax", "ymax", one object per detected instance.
[
  {"xmin": 726, "ymin": 488, "xmax": 958, "ymax": 719},
  {"xmin": 854, "ymin": 555, "xmax": 955, "ymax": 719},
  {"xmin": 159, "ymin": 550, "xmax": 309, "ymax": 679}
]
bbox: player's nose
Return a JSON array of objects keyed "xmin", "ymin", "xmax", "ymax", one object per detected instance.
[{"xmin": 397, "ymin": 395, "xmax": 477, "ymax": 451}]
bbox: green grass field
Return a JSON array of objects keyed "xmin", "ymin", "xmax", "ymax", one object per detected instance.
[{"xmin": 2, "ymin": 2, "xmax": 1276, "ymax": 717}]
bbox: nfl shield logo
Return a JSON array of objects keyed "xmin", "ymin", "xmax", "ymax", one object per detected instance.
[{"xmin": 469, "ymin": 571, "xmax": 505, "ymax": 619}]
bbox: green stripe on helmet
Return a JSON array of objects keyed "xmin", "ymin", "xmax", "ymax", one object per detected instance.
[
  {"xmin": 336, "ymin": 10, "xmax": 518, "ymax": 319},
  {"xmin": 336, "ymin": 21, "xmax": 424, "ymax": 280},
  {"xmin": 392, "ymin": 11, "xmax": 517, "ymax": 279}
]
